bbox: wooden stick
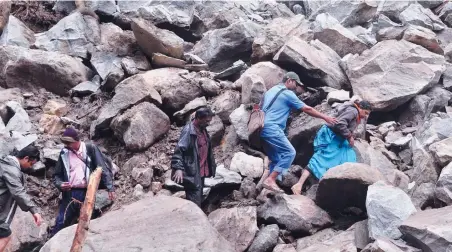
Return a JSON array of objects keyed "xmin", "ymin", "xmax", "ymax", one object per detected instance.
[{"xmin": 70, "ymin": 167, "xmax": 102, "ymax": 252}]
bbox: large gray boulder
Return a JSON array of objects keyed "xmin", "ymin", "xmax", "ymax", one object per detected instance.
[
  {"xmin": 402, "ymin": 25, "xmax": 443, "ymax": 55},
  {"xmin": 229, "ymin": 152, "xmax": 263, "ymax": 179},
  {"xmin": 111, "ymin": 102, "xmax": 170, "ymax": 151},
  {"xmin": 0, "ymin": 15, "xmax": 35, "ymax": 48},
  {"xmin": 247, "ymin": 224, "xmax": 279, "ymax": 252},
  {"xmin": 342, "ymin": 40, "xmax": 445, "ymax": 111},
  {"xmin": 192, "ymin": 21, "xmax": 261, "ymax": 72},
  {"xmin": 309, "ymin": 0, "xmax": 377, "ymax": 27},
  {"xmin": 240, "ymin": 73, "xmax": 266, "ymax": 105},
  {"xmin": 316, "ymin": 163, "xmax": 385, "ymax": 213},
  {"xmin": 399, "ymin": 3, "xmax": 445, "ymax": 31},
  {"xmin": 435, "ymin": 162, "xmax": 452, "ymax": 205},
  {"xmin": 429, "ymin": 137, "xmax": 452, "ymax": 167},
  {"xmin": 312, "ymin": 13, "xmax": 369, "ymax": 57},
  {"xmin": 0, "ymin": 46, "xmax": 92, "ymax": 96},
  {"xmin": 234, "ymin": 62, "xmax": 285, "ymax": 91},
  {"xmin": 274, "ymin": 37, "xmax": 349, "ymax": 89},
  {"xmin": 229, "ymin": 104, "xmax": 251, "ymax": 141},
  {"xmin": 366, "ymin": 181, "xmax": 417, "ymax": 240},
  {"xmin": 205, "ymin": 164, "xmax": 242, "ymax": 189},
  {"xmin": 34, "ymin": 12, "xmax": 100, "ymax": 59},
  {"xmin": 40, "ymin": 196, "xmax": 236, "ymax": 252},
  {"xmin": 9, "ymin": 209, "xmax": 48, "ymax": 252},
  {"xmin": 90, "ymin": 73, "xmax": 162, "ymax": 138},
  {"xmin": 399, "ymin": 94, "xmax": 434, "ymax": 127},
  {"xmin": 212, "ymin": 90, "xmax": 241, "ymax": 124},
  {"xmin": 4, "ymin": 101, "xmax": 32, "ymax": 134},
  {"xmin": 208, "ymin": 207, "xmax": 258, "ymax": 252},
  {"xmin": 257, "ymin": 194, "xmax": 333, "ymax": 234},
  {"xmin": 376, "ymin": 1, "xmax": 412, "ymax": 22},
  {"xmin": 298, "ymin": 229, "xmax": 356, "ymax": 252},
  {"xmin": 399, "ymin": 205, "xmax": 452, "ymax": 252}
]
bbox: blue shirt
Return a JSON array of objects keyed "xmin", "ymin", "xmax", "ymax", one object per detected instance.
[{"xmin": 261, "ymin": 84, "xmax": 305, "ymax": 135}]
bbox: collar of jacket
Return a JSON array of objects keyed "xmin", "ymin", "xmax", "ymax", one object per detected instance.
[
  {"xmin": 188, "ymin": 121, "xmax": 207, "ymax": 136},
  {"xmin": 0, "ymin": 155, "xmax": 21, "ymax": 171}
]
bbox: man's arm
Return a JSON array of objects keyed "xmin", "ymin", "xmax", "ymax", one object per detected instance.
[
  {"xmin": 301, "ymin": 106, "xmax": 337, "ymax": 125},
  {"xmin": 171, "ymin": 126, "xmax": 190, "ymax": 172},
  {"xmin": 3, "ymin": 168, "xmax": 38, "ymax": 214}
]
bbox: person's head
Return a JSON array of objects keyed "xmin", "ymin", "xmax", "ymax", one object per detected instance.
[
  {"xmin": 15, "ymin": 145, "xmax": 40, "ymax": 169},
  {"xmin": 356, "ymin": 100, "xmax": 372, "ymax": 119},
  {"xmin": 60, "ymin": 127, "xmax": 81, "ymax": 151},
  {"xmin": 283, "ymin": 72, "xmax": 305, "ymax": 93},
  {"xmin": 194, "ymin": 107, "xmax": 214, "ymax": 129}
]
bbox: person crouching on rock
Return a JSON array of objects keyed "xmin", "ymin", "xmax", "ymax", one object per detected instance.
[
  {"xmin": 171, "ymin": 107, "xmax": 217, "ymax": 207},
  {"xmin": 260, "ymin": 72, "xmax": 337, "ymax": 193},
  {"xmin": 0, "ymin": 145, "xmax": 43, "ymax": 252},
  {"xmin": 51, "ymin": 127, "xmax": 115, "ymax": 236},
  {"xmin": 291, "ymin": 100, "xmax": 372, "ymax": 195}
]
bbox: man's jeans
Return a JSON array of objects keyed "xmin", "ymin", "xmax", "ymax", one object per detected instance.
[
  {"xmin": 51, "ymin": 189, "xmax": 86, "ymax": 236},
  {"xmin": 261, "ymin": 129, "xmax": 296, "ymax": 180}
]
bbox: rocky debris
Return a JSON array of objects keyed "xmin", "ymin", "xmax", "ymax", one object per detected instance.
[
  {"xmin": 312, "ymin": 13, "xmax": 369, "ymax": 58},
  {"xmin": 438, "ymin": 2, "xmax": 452, "ymax": 27},
  {"xmin": 435, "ymin": 162, "xmax": 452, "ymax": 205},
  {"xmin": 409, "ymin": 182, "xmax": 436, "ymax": 210},
  {"xmin": 9, "ymin": 208, "xmax": 48, "ymax": 252},
  {"xmin": 326, "ymin": 90, "xmax": 349, "ymax": 105},
  {"xmin": 402, "ymin": 25, "xmax": 443, "ymax": 54},
  {"xmin": 132, "ymin": 167, "xmax": 153, "ymax": 188},
  {"xmin": 192, "ymin": 21, "xmax": 261, "ymax": 72},
  {"xmin": 362, "ymin": 239, "xmax": 406, "ymax": 252},
  {"xmin": 247, "ymin": 224, "xmax": 279, "ymax": 252},
  {"xmin": 0, "ymin": 46, "xmax": 92, "ymax": 96},
  {"xmin": 251, "ymin": 15, "xmax": 312, "ymax": 63},
  {"xmin": 229, "ymin": 152, "xmax": 263, "ymax": 178},
  {"xmin": 43, "ymin": 99, "xmax": 68, "ymax": 117},
  {"xmin": 0, "ymin": 88, "xmax": 23, "ymax": 106},
  {"xmin": 399, "ymin": 205, "xmax": 452, "ymax": 252},
  {"xmin": 208, "ymin": 206, "xmax": 258, "ymax": 252},
  {"xmin": 399, "ymin": 95, "xmax": 434, "ymax": 127},
  {"xmin": 299, "ymin": 229, "xmax": 355, "ymax": 252},
  {"xmin": 342, "ymin": 39, "xmax": 445, "ymax": 111},
  {"xmin": 229, "ymin": 104, "xmax": 251, "ymax": 141},
  {"xmin": 111, "ymin": 102, "xmax": 170, "ymax": 151},
  {"xmin": 377, "ymin": 1, "xmax": 412, "ymax": 23},
  {"xmin": 296, "ymin": 228, "xmax": 339, "ymax": 251},
  {"xmin": 207, "ymin": 115, "xmax": 225, "ymax": 147},
  {"xmin": 4, "ymin": 101, "xmax": 32, "ymax": 134},
  {"xmin": 400, "ymin": 3, "xmax": 445, "ymax": 31},
  {"xmin": 309, "ymin": 0, "xmax": 377, "ymax": 27},
  {"xmin": 199, "ymin": 78, "xmax": 221, "ymax": 97},
  {"xmin": 274, "ymin": 37, "xmax": 348, "ymax": 89},
  {"xmin": 41, "ymin": 196, "xmax": 235, "ymax": 252},
  {"xmin": 34, "ymin": 12, "xmax": 100, "ymax": 59},
  {"xmin": 131, "ymin": 18, "xmax": 184, "ymax": 59},
  {"xmin": 90, "ymin": 73, "xmax": 162, "ymax": 137},
  {"xmin": 173, "ymin": 96, "xmax": 207, "ymax": 122},
  {"xmin": 425, "ymin": 86, "xmax": 452, "ymax": 112},
  {"xmin": 316, "ymin": 163, "xmax": 385, "ymax": 213},
  {"xmin": 205, "ymin": 164, "xmax": 242, "ymax": 188},
  {"xmin": 212, "ymin": 90, "xmax": 241, "ymax": 124},
  {"xmin": 240, "ymin": 74, "xmax": 266, "ymax": 105},
  {"xmin": 366, "ymin": 181, "xmax": 417, "ymax": 240},
  {"xmin": 214, "ymin": 60, "xmax": 248, "ymax": 80},
  {"xmin": 132, "ymin": 184, "xmax": 145, "ymax": 200},
  {"xmin": 70, "ymin": 80, "xmax": 100, "ymax": 97},
  {"xmin": 429, "ymin": 137, "xmax": 452, "ymax": 167},
  {"xmin": 234, "ymin": 61, "xmax": 286, "ymax": 90},
  {"xmin": 0, "ymin": 15, "xmax": 35, "ymax": 48},
  {"xmin": 274, "ymin": 244, "xmax": 296, "ymax": 252},
  {"xmin": 354, "ymin": 220, "xmax": 371, "ymax": 250},
  {"xmin": 39, "ymin": 114, "xmax": 64, "ymax": 135},
  {"xmin": 257, "ymin": 194, "xmax": 333, "ymax": 235}
]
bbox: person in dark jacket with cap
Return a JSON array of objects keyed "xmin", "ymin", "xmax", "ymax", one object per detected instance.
[
  {"xmin": 171, "ymin": 107, "xmax": 216, "ymax": 207},
  {"xmin": 260, "ymin": 72, "xmax": 337, "ymax": 193},
  {"xmin": 50, "ymin": 127, "xmax": 115, "ymax": 236},
  {"xmin": 0, "ymin": 145, "xmax": 42, "ymax": 252},
  {"xmin": 291, "ymin": 100, "xmax": 372, "ymax": 195}
]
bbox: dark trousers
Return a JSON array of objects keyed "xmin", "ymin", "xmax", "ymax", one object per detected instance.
[
  {"xmin": 185, "ymin": 178, "xmax": 204, "ymax": 207},
  {"xmin": 51, "ymin": 189, "xmax": 86, "ymax": 236}
]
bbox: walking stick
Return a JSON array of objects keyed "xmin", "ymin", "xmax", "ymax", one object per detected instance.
[{"xmin": 70, "ymin": 167, "xmax": 102, "ymax": 252}]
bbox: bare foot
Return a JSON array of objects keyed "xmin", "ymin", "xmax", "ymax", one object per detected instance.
[
  {"xmin": 291, "ymin": 183, "xmax": 302, "ymax": 195},
  {"xmin": 263, "ymin": 178, "xmax": 284, "ymax": 193}
]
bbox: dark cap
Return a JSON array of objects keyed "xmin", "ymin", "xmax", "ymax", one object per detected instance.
[
  {"xmin": 195, "ymin": 106, "xmax": 214, "ymax": 119},
  {"xmin": 60, "ymin": 127, "xmax": 80, "ymax": 143},
  {"xmin": 284, "ymin": 72, "xmax": 304, "ymax": 86}
]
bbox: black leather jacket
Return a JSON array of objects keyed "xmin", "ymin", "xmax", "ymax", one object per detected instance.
[{"xmin": 171, "ymin": 121, "xmax": 216, "ymax": 190}]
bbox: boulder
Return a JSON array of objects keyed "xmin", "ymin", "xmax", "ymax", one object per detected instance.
[
  {"xmin": 173, "ymin": 96, "xmax": 207, "ymax": 122},
  {"xmin": 399, "ymin": 205, "xmax": 452, "ymax": 252},
  {"xmin": 207, "ymin": 115, "xmax": 225, "ymax": 147},
  {"xmin": 212, "ymin": 90, "xmax": 241, "ymax": 124},
  {"xmin": 248, "ymin": 224, "xmax": 279, "ymax": 252},
  {"xmin": 229, "ymin": 104, "xmax": 251, "ymax": 141},
  {"xmin": 402, "ymin": 25, "xmax": 443, "ymax": 54},
  {"xmin": 429, "ymin": 137, "xmax": 452, "ymax": 167},
  {"xmin": 131, "ymin": 18, "xmax": 184, "ymax": 59},
  {"xmin": 435, "ymin": 162, "xmax": 452, "ymax": 205},
  {"xmin": 309, "ymin": 0, "xmax": 377, "ymax": 27},
  {"xmin": 414, "ymin": 117, "xmax": 452, "ymax": 148},
  {"xmin": 348, "ymin": 25, "xmax": 377, "ymax": 47},
  {"xmin": 86, "ymin": 0, "xmax": 118, "ymax": 17},
  {"xmin": 257, "ymin": 194, "xmax": 333, "ymax": 234},
  {"xmin": 366, "ymin": 181, "xmax": 417, "ymax": 240},
  {"xmin": 9, "ymin": 208, "xmax": 48, "ymax": 252},
  {"xmin": 312, "ymin": 13, "xmax": 369, "ymax": 58},
  {"xmin": 234, "ymin": 62, "xmax": 286, "ymax": 90},
  {"xmin": 342, "ymin": 40, "xmax": 445, "ymax": 111},
  {"xmin": 274, "ymin": 244, "xmax": 296, "ymax": 252},
  {"xmin": 111, "ymin": 102, "xmax": 170, "ymax": 151},
  {"xmin": 133, "ymin": 184, "xmax": 145, "ymax": 200},
  {"xmin": 43, "ymin": 99, "xmax": 68, "ymax": 117},
  {"xmin": 425, "ymin": 85, "xmax": 452, "ymax": 111},
  {"xmin": 0, "ymin": 88, "xmax": 23, "ymax": 106},
  {"xmin": 316, "ymin": 163, "xmax": 385, "ymax": 213},
  {"xmin": 400, "ymin": 3, "xmax": 445, "ymax": 31},
  {"xmin": 4, "ymin": 101, "xmax": 31, "ymax": 134},
  {"xmin": 0, "ymin": 46, "xmax": 92, "ymax": 96},
  {"xmin": 298, "ymin": 230, "xmax": 356, "ymax": 252},
  {"xmin": 439, "ymin": 3, "xmax": 452, "ymax": 28},
  {"xmin": 123, "ymin": 154, "xmax": 148, "ymax": 175},
  {"xmin": 208, "ymin": 206, "xmax": 258, "ymax": 252},
  {"xmin": 251, "ymin": 15, "xmax": 312, "ymax": 63},
  {"xmin": 199, "ymin": 78, "xmax": 221, "ymax": 97},
  {"xmin": 214, "ymin": 60, "xmax": 248, "ymax": 80},
  {"xmin": 296, "ymin": 228, "xmax": 339, "ymax": 251},
  {"xmin": 90, "ymin": 74, "xmax": 162, "ymax": 137},
  {"xmin": 377, "ymin": 26, "xmax": 407, "ymax": 42},
  {"xmin": 274, "ymin": 37, "xmax": 348, "ymax": 89},
  {"xmin": 191, "ymin": 21, "xmax": 261, "ymax": 72},
  {"xmin": 354, "ymin": 220, "xmax": 371, "ymax": 250},
  {"xmin": 241, "ymin": 74, "xmax": 266, "ymax": 105},
  {"xmin": 71, "ymin": 80, "xmax": 100, "ymax": 97},
  {"xmin": 327, "ymin": 90, "xmax": 349, "ymax": 104},
  {"xmin": 39, "ymin": 114, "xmax": 64, "ymax": 135},
  {"xmin": 34, "ymin": 12, "xmax": 100, "ymax": 59},
  {"xmin": 0, "ymin": 15, "xmax": 35, "ymax": 48},
  {"xmin": 205, "ymin": 164, "xmax": 242, "ymax": 188},
  {"xmin": 399, "ymin": 95, "xmax": 434, "ymax": 127},
  {"xmin": 377, "ymin": 1, "xmax": 412, "ymax": 22},
  {"xmin": 229, "ymin": 152, "xmax": 263, "ymax": 178},
  {"xmin": 131, "ymin": 167, "xmax": 153, "ymax": 188},
  {"xmin": 362, "ymin": 239, "xmax": 405, "ymax": 252},
  {"xmin": 40, "ymin": 196, "xmax": 235, "ymax": 252}
]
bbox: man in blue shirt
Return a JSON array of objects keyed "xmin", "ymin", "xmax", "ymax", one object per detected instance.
[{"xmin": 261, "ymin": 72, "xmax": 337, "ymax": 192}]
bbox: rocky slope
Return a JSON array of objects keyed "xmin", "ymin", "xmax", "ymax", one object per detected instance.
[{"xmin": 0, "ymin": 0, "xmax": 452, "ymax": 251}]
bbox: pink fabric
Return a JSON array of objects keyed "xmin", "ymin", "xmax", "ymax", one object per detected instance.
[{"xmin": 68, "ymin": 143, "xmax": 87, "ymax": 188}]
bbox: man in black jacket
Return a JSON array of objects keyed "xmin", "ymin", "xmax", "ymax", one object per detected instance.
[
  {"xmin": 171, "ymin": 107, "xmax": 216, "ymax": 207},
  {"xmin": 51, "ymin": 127, "xmax": 115, "ymax": 236}
]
